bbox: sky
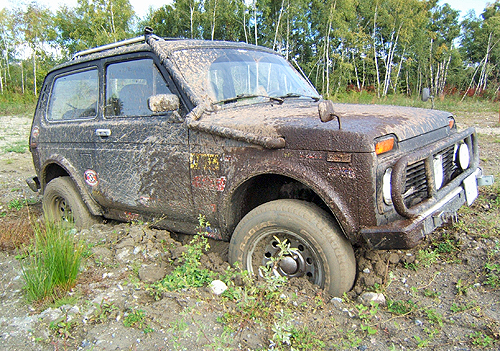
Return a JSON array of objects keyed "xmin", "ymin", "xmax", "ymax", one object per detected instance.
[{"xmin": 0, "ymin": 0, "xmax": 495, "ymax": 21}]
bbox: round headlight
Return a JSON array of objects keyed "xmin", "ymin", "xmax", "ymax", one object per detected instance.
[
  {"xmin": 433, "ymin": 155, "xmax": 444, "ymax": 189},
  {"xmin": 382, "ymin": 168, "xmax": 392, "ymax": 205},
  {"xmin": 458, "ymin": 143, "xmax": 470, "ymax": 170}
]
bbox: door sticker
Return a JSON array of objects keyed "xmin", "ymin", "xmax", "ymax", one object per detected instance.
[{"xmin": 84, "ymin": 169, "xmax": 99, "ymax": 186}]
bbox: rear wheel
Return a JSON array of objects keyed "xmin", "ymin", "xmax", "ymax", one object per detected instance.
[
  {"xmin": 229, "ymin": 199, "xmax": 356, "ymax": 296},
  {"xmin": 43, "ymin": 176, "xmax": 99, "ymax": 229}
]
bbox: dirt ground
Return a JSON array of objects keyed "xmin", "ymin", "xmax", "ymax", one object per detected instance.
[{"xmin": 0, "ymin": 110, "xmax": 499, "ymax": 351}]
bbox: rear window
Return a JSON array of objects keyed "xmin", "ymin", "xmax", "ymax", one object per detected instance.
[{"xmin": 46, "ymin": 69, "xmax": 99, "ymax": 121}]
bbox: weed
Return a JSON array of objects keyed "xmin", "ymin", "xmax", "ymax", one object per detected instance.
[
  {"xmin": 3, "ymin": 140, "xmax": 28, "ymax": 153},
  {"xmin": 21, "ymin": 221, "xmax": 85, "ymax": 303},
  {"xmin": 123, "ymin": 308, "xmax": 153, "ymax": 333},
  {"xmin": 387, "ymin": 299, "xmax": 418, "ymax": 315},
  {"xmin": 403, "ymin": 262, "xmax": 418, "ymax": 271},
  {"xmin": 8, "ymin": 198, "xmax": 26, "ymax": 211},
  {"xmin": 423, "ymin": 289, "xmax": 441, "ymax": 299},
  {"xmin": 149, "ymin": 234, "xmax": 213, "ymax": 295},
  {"xmin": 450, "ymin": 301, "xmax": 480, "ymax": 313},
  {"xmin": 424, "ymin": 309, "xmax": 444, "ymax": 327},
  {"xmin": 356, "ymin": 302, "xmax": 379, "ymax": 335},
  {"xmin": 417, "ymin": 248, "xmax": 439, "ymax": 268},
  {"xmin": 469, "ymin": 331, "xmax": 494, "ymax": 347},
  {"xmin": 484, "ymin": 242, "xmax": 500, "ymax": 289},
  {"xmin": 414, "ymin": 327, "xmax": 439, "ymax": 348},
  {"xmin": 49, "ymin": 312, "xmax": 79, "ymax": 340},
  {"xmin": 89, "ymin": 300, "xmax": 118, "ymax": 324}
]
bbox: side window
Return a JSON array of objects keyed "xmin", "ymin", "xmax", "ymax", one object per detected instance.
[
  {"xmin": 47, "ymin": 69, "xmax": 98, "ymax": 121},
  {"xmin": 105, "ymin": 58, "xmax": 172, "ymax": 117}
]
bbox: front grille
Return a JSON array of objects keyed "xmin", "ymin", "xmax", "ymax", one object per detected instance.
[{"xmin": 403, "ymin": 145, "xmax": 460, "ymax": 208}]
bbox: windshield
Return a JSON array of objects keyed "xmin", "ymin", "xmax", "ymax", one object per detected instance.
[{"xmin": 170, "ymin": 48, "xmax": 320, "ymax": 104}]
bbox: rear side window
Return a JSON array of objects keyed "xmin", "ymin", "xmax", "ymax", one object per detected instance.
[
  {"xmin": 47, "ymin": 69, "xmax": 98, "ymax": 121},
  {"xmin": 105, "ymin": 58, "xmax": 171, "ymax": 117}
]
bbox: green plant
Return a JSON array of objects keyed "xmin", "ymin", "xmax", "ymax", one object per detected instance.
[
  {"xmin": 387, "ymin": 299, "xmax": 418, "ymax": 315},
  {"xmin": 424, "ymin": 309, "xmax": 444, "ymax": 327},
  {"xmin": 423, "ymin": 289, "xmax": 441, "ymax": 299},
  {"xmin": 49, "ymin": 312, "xmax": 79, "ymax": 340},
  {"xmin": 484, "ymin": 242, "xmax": 500, "ymax": 288},
  {"xmin": 3, "ymin": 140, "xmax": 28, "ymax": 154},
  {"xmin": 21, "ymin": 221, "xmax": 85, "ymax": 303},
  {"xmin": 469, "ymin": 331, "xmax": 494, "ymax": 347},
  {"xmin": 450, "ymin": 301, "xmax": 479, "ymax": 313},
  {"xmin": 123, "ymin": 308, "xmax": 153, "ymax": 333},
  {"xmin": 90, "ymin": 300, "xmax": 118, "ymax": 324},
  {"xmin": 417, "ymin": 248, "xmax": 439, "ymax": 268},
  {"xmin": 8, "ymin": 198, "xmax": 26, "ymax": 211},
  {"xmin": 149, "ymin": 234, "xmax": 213, "ymax": 295},
  {"xmin": 356, "ymin": 302, "xmax": 379, "ymax": 335}
]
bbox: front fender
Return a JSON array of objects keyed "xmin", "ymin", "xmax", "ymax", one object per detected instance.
[
  {"xmin": 41, "ymin": 155, "xmax": 103, "ymax": 216},
  {"xmin": 219, "ymin": 148, "xmax": 362, "ymax": 244}
]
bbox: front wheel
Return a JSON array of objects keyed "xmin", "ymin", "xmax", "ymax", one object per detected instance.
[
  {"xmin": 43, "ymin": 176, "xmax": 100, "ymax": 229},
  {"xmin": 229, "ymin": 199, "xmax": 356, "ymax": 296}
]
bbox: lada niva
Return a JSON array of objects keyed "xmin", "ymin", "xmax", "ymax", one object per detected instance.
[{"xmin": 27, "ymin": 29, "xmax": 493, "ymax": 295}]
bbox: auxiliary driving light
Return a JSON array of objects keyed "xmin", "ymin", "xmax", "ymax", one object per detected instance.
[{"xmin": 458, "ymin": 143, "xmax": 470, "ymax": 170}]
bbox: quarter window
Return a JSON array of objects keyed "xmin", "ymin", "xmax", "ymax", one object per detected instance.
[
  {"xmin": 47, "ymin": 69, "xmax": 98, "ymax": 121},
  {"xmin": 105, "ymin": 59, "xmax": 171, "ymax": 117}
]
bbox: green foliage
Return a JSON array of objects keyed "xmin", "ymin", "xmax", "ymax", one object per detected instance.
[
  {"xmin": 469, "ymin": 331, "xmax": 495, "ymax": 347},
  {"xmin": 148, "ymin": 216, "xmax": 213, "ymax": 296},
  {"xmin": 484, "ymin": 243, "xmax": 500, "ymax": 288},
  {"xmin": 123, "ymin": 308, "xmax": 153, "ymax": 333},
  {"xmin": 20, "ymin": 221, "xmax": 85, "ymax": 303},
  {"xmin": 3, "ymin": 141, "xmax": 28, "ymax": 154},
  {"xmin": 8, "ymin": 199, "xmax": 26, "ymax": 211},
  {"xmin": 49, "ymin": 312, "xmax": 79, "ymax": 340},
  {"xmin": 387, "ymin": 299, "xmax": 418, "ymax": 315},
  {"xmin": 417, "ymin": 248, "xmax": 440, "ymax": 268},
  {"xmin": 89, "ymin": 300, "xmax": 119, "ymax": 324}
]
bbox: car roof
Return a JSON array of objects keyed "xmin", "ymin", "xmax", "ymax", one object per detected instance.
[{"xmin": 50, "ymin": 38, "xmax": 277, "ymax": 73}]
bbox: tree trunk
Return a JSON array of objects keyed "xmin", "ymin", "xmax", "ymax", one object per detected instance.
[
  {"xmin": 211, "ymin": 0, "xmax": 217, "ymax": 40},
  {"xmin": 373, "ymin": 5, "xmax": 380, "ymax": 98}
]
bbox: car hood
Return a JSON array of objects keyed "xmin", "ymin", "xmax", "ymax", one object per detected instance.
[{"xmin": 198, "ymin": 101, "xmax": 453, "ymax": 152}]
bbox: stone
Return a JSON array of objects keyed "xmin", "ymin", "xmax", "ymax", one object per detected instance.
[
  {"xmin": 365, "ymin": 251, "xmax": 380, "ymax": 262},
  {"xmin": 138, "ymin": 264, "xmax": 166, "ymax": 283},
  {"xmin": 374, "ymin": 261, "xmax": 386, "ymax": 276},
  {"xmin": 388, "ymin": 253, "xmax": 400, "ymax": 264},
  {"xmin": 364, "ymin": 275, "xmax": 376, "ymax": 287},
  {"xmin": 358, "ymin": 292, "xmax": 386, "ymax": 306},
  {"xmin": 209, "ymin": 280, "xmax": 228, "ymax": 295}
]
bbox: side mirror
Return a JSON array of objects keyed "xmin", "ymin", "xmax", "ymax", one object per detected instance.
[
  {"xmin": 421, "ymin": 88, "xmax": 434, "ymax": 109},
  {"xmin": 148, "ymin": 94, "xmax": 180, "ymax": 113},
  {"xmin": 422, "ymin": 88, "xmax": 430, "ymax": 102}
]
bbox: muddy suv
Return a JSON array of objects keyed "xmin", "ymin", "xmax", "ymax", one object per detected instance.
[{"xmin": 28, "ymin": 29, "xmax": 493, "ymax": 295}]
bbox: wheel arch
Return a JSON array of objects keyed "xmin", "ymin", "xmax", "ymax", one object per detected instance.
[
  {"xmin": 222, "ymin": 168, "xmax": 359, "ymax": 244},
  {"xmin": 41, "ymin": 156, "xmax": 103, "ymax": 216}
]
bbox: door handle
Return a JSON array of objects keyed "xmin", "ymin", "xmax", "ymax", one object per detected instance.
[{"xmin": 95, "ymin": 129, "xmax": 111, "ymax": 137}]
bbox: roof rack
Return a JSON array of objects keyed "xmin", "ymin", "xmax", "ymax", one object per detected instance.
[{"xmin": 72, "ymin": 36, "xmax": 145, "ymax": 60}]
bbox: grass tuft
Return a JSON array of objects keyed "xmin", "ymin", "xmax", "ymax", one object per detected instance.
[{"xmin": 20, "ymin": 220, "xmax": 85, "ymax": 303}]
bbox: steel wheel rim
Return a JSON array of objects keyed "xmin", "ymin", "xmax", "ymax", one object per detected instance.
[
  {"xmin": 246, "ymin": 228, "xmax": 324, "ymax": 286},
  {"xmin": 51, "ymin": 196, "xmax": 73, "ymax": 223}
]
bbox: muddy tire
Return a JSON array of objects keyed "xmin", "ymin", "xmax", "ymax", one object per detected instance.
[
  {"xmin": 229, "ymin": 199, "xmax": 356, "ymax": 296},
  {"xmin": 43, "ymin": 176, "xmax": 99, "ymax": 229}
]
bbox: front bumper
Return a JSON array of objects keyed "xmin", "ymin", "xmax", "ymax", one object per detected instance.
[{"xmin": 362, "ymin": 168, "xmax": 494, "ymax": 250}]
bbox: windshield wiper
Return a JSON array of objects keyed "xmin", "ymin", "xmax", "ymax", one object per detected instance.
[
  {"xmin": 214, "ymin": 94, "xmax": 284, "ymax": 105},
  {"xmin": 275, "ymin": 93, "xmax": 320, "ymax": 101}
]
